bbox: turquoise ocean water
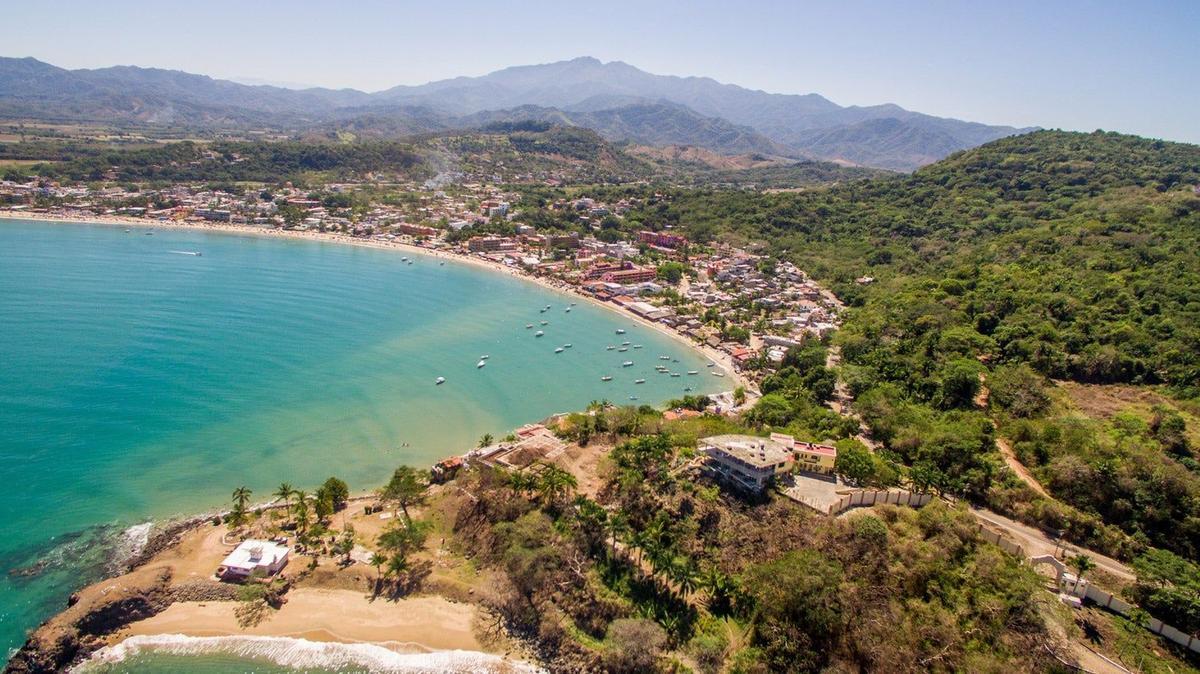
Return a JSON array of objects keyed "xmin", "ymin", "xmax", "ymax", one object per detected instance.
[{"xmin": 0, "ymin": 219, "xmax": 724, "ymax": 666}]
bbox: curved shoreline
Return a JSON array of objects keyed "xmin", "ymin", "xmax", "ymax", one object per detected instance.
[
  {"xmin": 2, "ymin": 210, "xmax": 740, "ymax": 672},
  {"xmin": 0, "ymin": 211, "xmax": 748, "ymax": 391}
]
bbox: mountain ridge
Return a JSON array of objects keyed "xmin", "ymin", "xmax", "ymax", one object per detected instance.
[{"xmin": 0, "ymin": 55, "xmax": 1035, "ymax": 170}]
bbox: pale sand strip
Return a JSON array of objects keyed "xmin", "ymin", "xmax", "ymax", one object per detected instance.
[
  {"xmin": 2, "ymin": 211, "xmax": 750, "ymax": 390},
  {"xmin": 121, "ymin": 589, "xmax": 482, "ymax": 653}
]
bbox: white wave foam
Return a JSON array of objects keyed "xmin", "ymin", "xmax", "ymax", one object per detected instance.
[
  {"xmin": 75, "ymin": 633, "xmax": 543, "ymax": 673},
  {"xmin": 107, "ymin": 522, "xmax": 154, "ymax": 571}
]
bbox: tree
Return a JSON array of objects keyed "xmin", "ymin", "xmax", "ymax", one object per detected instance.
[
  {"xmin": 292, "ymin": 490, "xmax": 311, "ymax": 533},
  {"xmin": 733, "ymin": 386, "xmax": 747, "ymax": 405},
  {"xmin": 333, "ymin": 523, "xmax": 356, "ymax": 565},
  {"xmin": 1069, "ymin": 554, "xmax": 1095, "ymax": 590},
  {"xmin": 657, "ymin": 261, "xmax": 688, "ymax": 284},
  {"xmin": 377, "ymin": 518, "xmax": 431, "ymax": 582},
  {"xmin": 603, "ymin": 618, "xmax": 668, "ymax": 673},
  {"xmin": 535, "ymin": 463, "xmax": 578, "ymax": 508},
  {"xmin": 478, "ymin": 433, "xmax": 494, "ymax": 448},
  {"xmin": 232, "ymin": 486, "xmax": 253, "ymax": 511},
  {"xmin": 937, "ymin": 358, "xmax": 984, "ymax": 409},
  {"xmin": 320, "ymin": 477, "xmax": 350, "ymax": 511},
  {"xmin": 743, "ymin": 550, "xmax": 844, "ymax": 672},
  {"xmin": 381, "ymin": 465, "xmax": 427, "ymax": 521},
  {"xmin": 834, "ymin": 439, "xmax": 875, "ymax": 485},
  {"xmin": 273, "ymin": 483, "xmax": 294, "ymax": 525}
]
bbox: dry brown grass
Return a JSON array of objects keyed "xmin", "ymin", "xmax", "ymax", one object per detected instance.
[{"xmin": 1054, "ymin": 381, "xmax": 1200, "ymax": 447}]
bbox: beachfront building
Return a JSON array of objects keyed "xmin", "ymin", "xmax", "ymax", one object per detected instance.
[
  {"xmin": 217, "ymin": 539, "xmax": 289, "ymax": 581},
  {"xmin": 700, "ymin": 434, "xmax": 794, "ymax": 494}
]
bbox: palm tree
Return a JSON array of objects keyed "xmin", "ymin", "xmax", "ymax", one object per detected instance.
[
  {"xmin": 232, "ymin": 486, "xmax": 252, "ymax": 511},
  {"xmin": 671, "ymin": 559, "xmax": 699, "ymax": 598},
  {"xmin": 292, "ymin": 490, "xmax": 311, "ymax": 533},
  {"xmin": 1069, "ymin": 553, "xmax": 1095, "ymax": 594},
  {"xmin": 608, "ymin": 511, "xmax": 630, "ymax": 560},
  {"xmin": 699, "ymin": 565, "xmax": 735, "ymax": 613},
  {"xmin": 369, "ymin": 551, "xmax": 387, "ymax": 595},
  {"xmin": 505, "ymin": 470, "xmax": 533, "ymax": 498},
  {"xmin": 478, "ymin": 433, "xmax": 494, "ymax": 448},
  {"xmin": 536, "ymin": 464, "xmax": 577, "ymax": 507},
  {"xmin": 274, "ymin": 483, "xmax": 294, "ymax": 523}
]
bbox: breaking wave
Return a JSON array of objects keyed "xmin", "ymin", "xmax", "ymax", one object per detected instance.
[{"xmin": 75, "ymin": 634, "xmax": 543, "ymax": 673}]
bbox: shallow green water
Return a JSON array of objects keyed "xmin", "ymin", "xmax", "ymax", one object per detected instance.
[{"xmin": 0, "ymin": 219, "xmax": 722, "ymax": 661}]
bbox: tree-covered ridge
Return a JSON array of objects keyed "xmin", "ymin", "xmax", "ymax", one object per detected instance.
[
  {"xmin": 13, "ymin": 139, "xmax": 426, "ymax": 183},
  {"xmin": 627, "ymin": 131, "xmax": 1200, "ymax": 394}
]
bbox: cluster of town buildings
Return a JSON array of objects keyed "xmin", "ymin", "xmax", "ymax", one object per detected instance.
[{"xmin": 3, "ymin": 178, "xmax": 839, "ymax": 377}]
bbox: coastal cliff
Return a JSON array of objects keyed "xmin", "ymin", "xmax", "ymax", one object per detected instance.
[{"xmin": 3, "ymin": 521, "xmax": 233, "ymax": 674}]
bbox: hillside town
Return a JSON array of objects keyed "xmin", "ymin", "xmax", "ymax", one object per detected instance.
[{"xmin": 1, "ymin": 177, "xmax": 842, "ymax": 382}]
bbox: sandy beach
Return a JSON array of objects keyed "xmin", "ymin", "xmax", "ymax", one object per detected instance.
[
  {"xmin": 1, "ymin": 209, "xmax": 751, "ymax": 390},
  {"xmin": 120, "ymin": 589, "xmax": 484, "ymax": 652}
]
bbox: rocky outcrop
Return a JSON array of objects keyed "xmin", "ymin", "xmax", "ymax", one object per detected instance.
[{"xmin": 4, "ymin": 569, "xmax": 174, "ymax": 674}]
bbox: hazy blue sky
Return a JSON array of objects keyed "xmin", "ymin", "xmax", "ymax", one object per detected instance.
[{"xmin": 3, "ymin": 0, "xmax": 1197, "ymax": 142}]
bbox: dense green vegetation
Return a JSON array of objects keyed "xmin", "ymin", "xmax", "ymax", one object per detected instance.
[
  {"xmin": 7, "ymin": 139, "xmax": 425, "ymax": 183},
  {"xmin": 584, "ymin": 131, "xmax": 1199, "ymax": 554},
  {"xmin": 450, "ymin": 424, "xmax": 1070, "ymax": 672}
]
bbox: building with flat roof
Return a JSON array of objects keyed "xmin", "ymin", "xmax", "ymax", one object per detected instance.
[
  {"xmin": 217, "ymin": 539, "xmax": 289, "ymax": 580},
  {"xmin": 700, "ymin": 434, "xmax": 795, "ymax": 494},
  {"xmin": 794, "ymin": 441, "xmax": 837, "ymax": 475}
]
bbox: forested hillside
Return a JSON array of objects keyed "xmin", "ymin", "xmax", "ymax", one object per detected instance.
[{"xmin": 617, "ymin": 130, "xmax": 1200, "ymax": 557}]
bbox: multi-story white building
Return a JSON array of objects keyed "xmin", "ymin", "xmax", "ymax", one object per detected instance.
[{"xmin": 700, "ymin": 434, "xmax": 795, "ymax": 494}]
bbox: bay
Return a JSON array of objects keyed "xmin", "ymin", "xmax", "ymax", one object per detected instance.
[{"xmin": 0, "ymin": 219, "xmax": 723, "ymax": 660}]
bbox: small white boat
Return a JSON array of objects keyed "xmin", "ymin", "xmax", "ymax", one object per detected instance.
[
  {"xmin": 670, "ymin": 373, "xmax": 681, "ymax": 378},
  {"xmin": 622, "ymin": 361, "xmax": 634, "ymax": 367},
  {"xmin": 535, "ymin": 331, "xmax": 544, "ymax": 337},
  {"xmin": 435, "ymin": 377, "xmax": 446, "ymax": 385},
  {"xmin": 687, "ymin": 370, "xmax": 699, "ymax": 375},
  {"xmin": 606, "ymin": 346, "xmax": 615, "ymax": 351},
  {"xmin": 555, "ymin": 347, "xmax": 564, "ymax": 353},
  {"xmin": 563, "ymin": 344, "xmax": 572, "ymax": 349},
  {"xmin": 634, "ymin": 379, "xmax": 645, "ymax": 384},
  {"xmin": 540, "ymin": 307, "xmax": 548, "ymax": 313},
  {"xmin": 480, "ymin": 355, "xmax": 490, "ymax": 360},
  {"xmin": 659, "ymin": 355, "xmax": 670, "ymax": 360},
  {"xmin": 526, "ymin": 324, "xmax": 534, "ymax": 329},
  {"xmin": 540, "ymin": 320, "xmax": 549, "ymax": 326},
  {"xmin": 477, "ymin": 360, "xmax": 487, "ymax": 368},
  {"xmin": 123, "ymin": 228, "xmax": 131, "ymax": 232},
  {"xmin": 401, "ymin": 257, "xmax": 408, "ymax": 261},
  {"xmin": 684, "ymin": 386, "xmax": 693, "ymax": 392},
  {"xmin": 706, "ymin": 362, "xmax": 716, "ymax": 368},
  {"xmin": 545, "ymin": 305, "xmax": 552, "ymax": 310},
  {"xmin": 616, "ymin": 329, "xmax": 626, "ymax": 334},
  {"xmin": 601, "ymin": 376, "xmax": 613, "ymax": 381},
  {"xmin": 622, "ymin": 341, "xmax": 631, "ymax": 346},
  {"xmin": 629, "ymin": 395, "xmax": 638, "ymax": 401},
  {"xmin": 712, "ymin": 371, "xmax": 725, "ymax": 377},
  {"xmin": 439, "ymin": 261, "xmax": 445, "ymax": 266},
  {"xmin": 633, "ymin": 345, "xmax": 643, "ymax": 349},
  {"xmin": 407, "ymin": 260, "xmax": 413, "ymax": 265},
  {"xmin": 570, "ymin": 302, "xmax": 577, "ymax": 306},
  {"xmin": 565, "ymin": 307, "xmax": 572, "ymax": 313},
  {"xmin": 618, "ymin": 347, "xmax": 629, "ymax": 352},
  {"xmin": 145, "ymin": 231, "xmax": 154, "ymax": 235}
]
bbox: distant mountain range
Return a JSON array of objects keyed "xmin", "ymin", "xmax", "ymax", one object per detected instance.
[{"xmin": 0, "ymin": 56, "xmax": 1036, "ymax": 170}]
